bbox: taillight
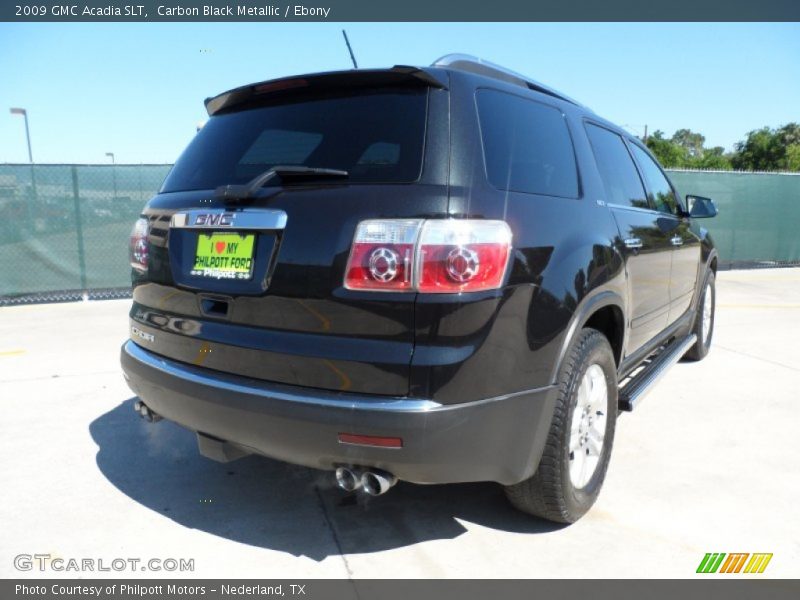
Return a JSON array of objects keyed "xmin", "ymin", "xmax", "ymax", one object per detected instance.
[
  {"xmin": 129, "ymin": 217, "xmax": 149, "ymax": 272},
  {"xmin": 344, "ymin": 219, "xmax": 512, "ymax": 293},
  {"xmin": 344, "ymin": 220, "xmax": 422, "ymax": 291},
  {"xmin": 417, "ymin": 220, "xmax": 512, "ymax": 293}
]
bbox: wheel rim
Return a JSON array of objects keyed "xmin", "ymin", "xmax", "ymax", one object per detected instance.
[
  {"xmin": 568, "ymin": 364, "xmax": 608, "ymax": 489},
  {"xmin": 701, "ymin": 281, "xmax": 713, "ymax": 345}
]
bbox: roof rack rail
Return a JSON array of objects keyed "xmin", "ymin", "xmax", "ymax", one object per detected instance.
[{"xmin": 431, "ymin": 54, "xmax": 585, "ymax": 108}]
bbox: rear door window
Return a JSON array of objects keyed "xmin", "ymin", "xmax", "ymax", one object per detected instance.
[
  {"xmin": 161, "ymin": 89, "xmax": 428, "ymax": 192},
  {"xmin": 584, "ymin": 123, "xmax": 648, "ymax": 209},
  {"xmin": 629, "ymin": 144, "xmax": 681, "ymax": 215},
  {"xmin": 476, "ymin": 89, "xmax": 579, "ymax": 198}
]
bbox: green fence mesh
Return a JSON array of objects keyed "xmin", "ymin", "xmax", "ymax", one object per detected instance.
[
  {"xmin": 668, "ymin": 170, "xmax": 800, "ymax": 268},
  {"xmin": 0, "ymin": 164, "xmax": 798, "ymax": 301},
  {"xmin": 0, "ymin": 164, "xmax": 170, "ymax": 300}
]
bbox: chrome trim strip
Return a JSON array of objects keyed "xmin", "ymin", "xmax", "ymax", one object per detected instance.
[
  {"xmin": 607, "ymin": 202, "xmax": 680, "ymax": 219},
  {"xmin": 171, "ymin": 208, "xmax": 288, "ymax": 230},
  {"xmin": 624, "ymin": 237, "xmax": 643, "ymax": 250},
  {"xmin": 123, "ymin": 340, "xmax": 439, "ymax": 413},
  {"xmin": 123, "ymin": 340, "xmax": 556, "ymax": 413},
  {"xmin": 337, "ymin": 440, "xmax": 403, "ymax": 450}
]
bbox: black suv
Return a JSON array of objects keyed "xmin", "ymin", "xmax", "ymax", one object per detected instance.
[{"xmin": 121, "ymin": 55, "xmax": 718, "ymax": 523}]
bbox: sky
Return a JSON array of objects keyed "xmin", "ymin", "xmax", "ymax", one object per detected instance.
[{"xmin": 0, "ymin": 22, "xmax": 798, "ymax": 164}]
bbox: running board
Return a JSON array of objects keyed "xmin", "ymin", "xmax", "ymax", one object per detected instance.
[{"xmin": 618, "ymin": 334, "xmax": 697, "ymax": 412}]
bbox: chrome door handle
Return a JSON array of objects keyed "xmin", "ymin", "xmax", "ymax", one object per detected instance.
[
  {"xmin": 670, "ymin": 236, "xmax": 683, "ymax": 246},
  {"xmin": 624, "ymin": 237, "xmax": 643, "ymax": 250}
]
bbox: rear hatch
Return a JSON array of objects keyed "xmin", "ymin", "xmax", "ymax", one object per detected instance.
[{"xmin": 130, "ymin": 68, "xmax": 449, "ymax": 396}]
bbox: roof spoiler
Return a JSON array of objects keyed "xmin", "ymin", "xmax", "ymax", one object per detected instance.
[{"xmin": 205, "ymin": 66, "xmax": 448, "ymax": 116}]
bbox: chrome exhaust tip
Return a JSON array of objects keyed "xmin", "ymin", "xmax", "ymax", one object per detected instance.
[
  {"xmin": 335, "ymin": 467, "xmax": 362, "ymax": 492},
  {"xmin": 134, "ymin": 400, "xmax": 162, "ymax": 423},
  {"xmin": 361, "ymin": 469, "xmax": 397, "ymax": 496}
]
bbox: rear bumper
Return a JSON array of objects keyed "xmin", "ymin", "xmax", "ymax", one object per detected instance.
[{"xmin": 120, "ymin": 340, "xmax": 556, "ymax": 485}]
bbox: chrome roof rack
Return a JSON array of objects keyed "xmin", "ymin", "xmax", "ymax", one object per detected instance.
[{"xmin": 431, "ymin": 54, "xmax": 585, "ymax": 108}]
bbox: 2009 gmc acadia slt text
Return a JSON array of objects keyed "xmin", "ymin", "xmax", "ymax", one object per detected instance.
[{"xmin": 121, "ymin": 55, "xmax": 718, "ymax": 522}]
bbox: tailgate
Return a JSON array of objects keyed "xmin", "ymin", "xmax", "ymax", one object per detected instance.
[{"xmin": 129, "ymin": 78, "xmax": 449, "ymax": 396}]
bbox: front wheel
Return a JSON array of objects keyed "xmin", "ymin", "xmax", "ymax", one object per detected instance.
[
  {"xmin": 504, "ymin": 328, "xmax": 618, "ymax": 523},
  {"xmin": 684, "ymin": 271, "xmax": 715, "ymax": 361}
]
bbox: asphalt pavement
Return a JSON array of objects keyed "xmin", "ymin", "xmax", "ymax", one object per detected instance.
[{"xmin": 1, "ymin": 269, "xmax": 798, "ymax": 578}]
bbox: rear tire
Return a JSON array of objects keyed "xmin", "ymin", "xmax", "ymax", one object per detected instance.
[
  {"xmin": 684, "ymin": 271, "xmax": 715, "ymax": 361},
  {"xmin": 504, "ymin": 328, "xmax": 618, "ymax": 523}
]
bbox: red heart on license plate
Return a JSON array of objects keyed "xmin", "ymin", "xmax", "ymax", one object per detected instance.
[{"xmin": 215, "ymin": 241, "xmax": 226, "ymax": 254}]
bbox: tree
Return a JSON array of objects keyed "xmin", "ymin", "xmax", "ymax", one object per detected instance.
[
  {"xmin": 671, "ymin": 129, "xmax": 706, "ymax": 158},
  {"xmin": 646, "ymin": 130, "xmax": 687, "ymax": 167},
  {"xmin": 641, "ymin": 124, "xmax": 799, "ymax": 172},
  {"xmin": 777, "ymin": 123, "xmax": 800, "ymax": 171},
  {"xmin": 785, "ymin": 144, "xmax": 800, "ymax": 172},
  {"xmin": 645, "ymin": 130, "xmax": 732, "ymax": 170},
  {"xmin": 731, "ymin": 123, "xmax": 800, "ymax": 171},
  {"xmin": 777, "ymin": 122, "xmax": 800, "ymax": 146},
  {"xmin": 693, "ymin": 146, "xmax": 733, "ymax": 170},
  {"xmin": 731, "ymin": 127, "xmax": 780, "ymax": 170}
]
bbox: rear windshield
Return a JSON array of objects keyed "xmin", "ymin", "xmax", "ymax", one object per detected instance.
[{"xmin": 161, "ymin": 88, "xmax": 428, "ymax": 193}]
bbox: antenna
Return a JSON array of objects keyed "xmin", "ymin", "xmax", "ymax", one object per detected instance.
[{"xmin": 342, "ymin": 29, "xmax": 358, "ymax": 69}]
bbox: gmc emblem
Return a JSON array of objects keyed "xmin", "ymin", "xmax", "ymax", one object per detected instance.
[{"xmin": 195, "ymin": 213, "xmax": 234, "ymax": 226}]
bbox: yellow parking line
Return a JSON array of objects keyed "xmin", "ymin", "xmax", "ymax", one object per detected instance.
[
  {"xmin": 322, "ymin": 359, "xmax": 351, "ymax": 392},
  {"xmin": 296, "ymin": 299, "xmax": 331, "ymax": 332},
  {"xmin": 723, "ymin": 277, "xmax": 800, "ymax": 282},
  {"xmin": 718, "ymin": 304, "xmax": 800, "ymax": 309},
  {"xmin": 0, "ymin": 349, "xmax": 26, "ymax": 357},
  {"xmin": 158, "ymin": 289, "xmax": 181, "ymax": 309},
  {"xmin": 193, "ymin": 342, "xmax": 212, "ymax": 366}
]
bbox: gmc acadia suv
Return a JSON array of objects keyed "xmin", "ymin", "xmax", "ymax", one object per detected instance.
[{"xmin": 121, "ymin": 55, "xmax": 718, "ymax": 523}]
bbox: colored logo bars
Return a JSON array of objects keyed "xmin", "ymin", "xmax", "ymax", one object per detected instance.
[{"xmin": 697, "ymin": 553, "xmax": 773, "ymax": 574}]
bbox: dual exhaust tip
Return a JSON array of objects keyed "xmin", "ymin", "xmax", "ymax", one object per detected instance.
[
  {"xmin": 134, "ymin": 399, "xmax": 395, "ymax": 496},
  {"xmin": 134, "ymin": 399, "xmax": 162, "ymax": 423},
  {"xmin": 335, "ymin": 466, "xmax": 397, "ymax": 496}
]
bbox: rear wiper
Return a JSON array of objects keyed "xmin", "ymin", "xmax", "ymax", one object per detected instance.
[{"xmin": 215, "ymin": 165, "xmax": 349, "ymax": 203}]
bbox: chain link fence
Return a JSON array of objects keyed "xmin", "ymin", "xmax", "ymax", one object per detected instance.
[
  {"xmin": 0, "ymin": 164, "xmax": 170, "ymax": 304},
  {"xmin": 0, "ymin": 164, "xmax": 798, "ymax": 304}
]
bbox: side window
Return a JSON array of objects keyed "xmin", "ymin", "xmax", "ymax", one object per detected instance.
[
  {"xmin": 630, "ymin": 144, "xmax": 679, "ymax": 215},
  {"xmin": 584, "ymin": 123, "xmax": 648, "ymax": 209},
  {"xmin": 476, "ymin": 89, "xmax": 579, "ymax": 198}
]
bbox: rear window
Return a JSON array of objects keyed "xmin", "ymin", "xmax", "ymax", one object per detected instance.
[
  {"xmin": 161, "ymin": 89, "xmax": 428, "ymax": 192},
  {"xmin": 476, "ymin": 89, "xmax": 579, "ymax": 198}
]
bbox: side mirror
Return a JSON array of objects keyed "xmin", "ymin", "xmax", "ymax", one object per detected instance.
[{"xmin": 686, "ymin": 195, "xmax": 718, "ymax": 218}]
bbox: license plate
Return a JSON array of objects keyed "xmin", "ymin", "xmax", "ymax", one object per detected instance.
[{"xmin": 192, "ymin": 233, "xmax": 255, "ymax": 280}]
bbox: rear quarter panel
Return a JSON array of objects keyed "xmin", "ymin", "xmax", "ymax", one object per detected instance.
[{"xmin": 412, "ymin": 72, "xmax": 627, "ymax": 404}]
